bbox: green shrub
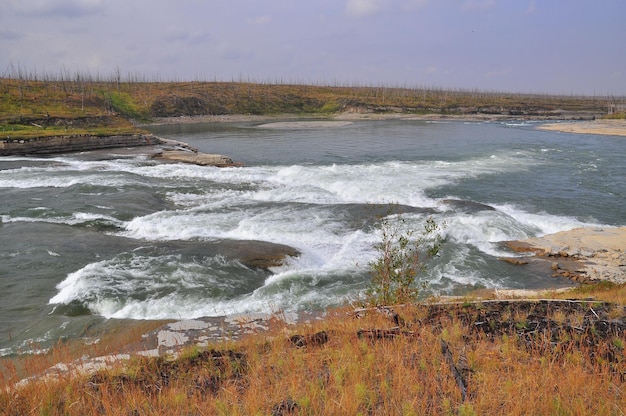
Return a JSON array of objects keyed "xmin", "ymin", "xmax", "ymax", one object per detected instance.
[
  {"xmin": 319, "ymin": 101, "xmax": 341, "ymax": 113},
  {"xmin": 365, "ymin": 214, "xmax": 444, "ymax": 306}
]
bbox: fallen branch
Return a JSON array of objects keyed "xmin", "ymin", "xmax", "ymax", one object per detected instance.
[
  {"xmin": 357, "ymin": 327, "xmax": 417, "ymax": 340},
  {"xmin": 440, "ymin": 340, "xmax": 468, "ymax": 401}
]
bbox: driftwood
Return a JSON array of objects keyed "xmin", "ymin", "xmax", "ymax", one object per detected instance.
[
  {"xmin": 351, "ymin": 306, "xmax": 408, "ymax": 327},
  {"xmin": 356, "ymin": 327, "xmax": 417, "ymax": 340},
  {"xmin": 440, "ymin": 340, "xmax": 469, "ymax": 401}
]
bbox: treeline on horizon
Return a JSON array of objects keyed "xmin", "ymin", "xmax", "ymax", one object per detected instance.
[{"xmin": 2, "ymin": 65, "xmax": 625, "ymax": 134}]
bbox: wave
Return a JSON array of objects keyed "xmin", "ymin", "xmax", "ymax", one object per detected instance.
[
  {"xmin": 47, "ymin": 250, "xmax": 366, "ymax": 320},
  {"xmin": 1, "ymin": 212, "xmax": 124, "ymax": 228}
]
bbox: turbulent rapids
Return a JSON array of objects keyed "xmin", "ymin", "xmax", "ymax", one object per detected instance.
[{"xmin": 1, "ymin": 119, "xmax": 624, "ymax": 355}]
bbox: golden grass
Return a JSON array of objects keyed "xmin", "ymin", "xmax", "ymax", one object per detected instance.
[{"xmin": 2, "ymin": 283, "xmax": 626, "ymax": 415}]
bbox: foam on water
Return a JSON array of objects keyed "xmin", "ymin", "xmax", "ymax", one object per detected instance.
[
  {"xmin": 493, "ymin": 203, "xmax": 598, "ymax": 236},
  {"xmin": 4, "ymin": 121, "xmax": 625, "ymax": 354},
  {"xmin": 0, "ymin": 158, "xmax": 155, "ymax": 189},
  {"xmin": 42, "ymin": 148, "xmax": 597, "ymax": 319},
  {"xmin": 48, "ymin": 248, "xmax": 368, "ymax": 319},
  {"xmin": 1, "ymin": 211, "xmax": 124, "ymax": 228}
]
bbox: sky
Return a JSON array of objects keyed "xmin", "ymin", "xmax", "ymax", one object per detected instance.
[{"xmin": 1, "ymin": 0, "xmax": 625, "ymax": 95}]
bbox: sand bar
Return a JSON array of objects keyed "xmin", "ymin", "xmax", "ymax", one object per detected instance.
[
  {"xmin": 537, "ymin": 119, "xmax": 626, "ymax": 136},
  {"xmin": 256, "ymin": 121, "xmax": 354, "ymax": 129}
]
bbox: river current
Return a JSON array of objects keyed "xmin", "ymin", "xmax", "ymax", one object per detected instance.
[{"xmin": 1, "ymin": 119, "xmax": 624, "ymax": 355}]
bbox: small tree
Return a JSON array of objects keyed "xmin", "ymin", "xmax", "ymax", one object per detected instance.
[{"xmin": 365, "ymin": 216, "xmax": 444, "ymax": 307}]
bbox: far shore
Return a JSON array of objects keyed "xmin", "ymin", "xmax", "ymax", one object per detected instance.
[
  {"xmin": 142, "ymin": 113, "xmax": 626, "ymax": 139},
  {"xmin": 537, "ymin": 119, "xmax": 626, "ymax": 136},
  {"xmin": 139, "ymin": 111, "xmax": 602, "ymax": 127}
]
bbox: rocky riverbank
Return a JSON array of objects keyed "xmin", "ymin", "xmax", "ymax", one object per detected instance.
[
  {"xmin": 503, "ymin": 227, "xmax": 626, "ymax": 284},
  {"xmin": 0, "ymin": 132, "xmax": 244, "ymax": 167},
  {"xmin": 0, "ymin": 133, "xmax": 162, "ymax": 156}
]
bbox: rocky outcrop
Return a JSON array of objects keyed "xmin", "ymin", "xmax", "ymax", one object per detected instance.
[
  {"xmin": 217, "ymin": 239, "xmax": 300, "ymax": 269},
  {"xmin": 503, "ymin": 227, "xmax": 626, "ymax": 283},
  {"xmin": 152, "ymin": 150, "xmax": 243, "ymax": 167},
  {"xmin": 0, "ymin": 134, "xmax": 163, "ymax": 156}
]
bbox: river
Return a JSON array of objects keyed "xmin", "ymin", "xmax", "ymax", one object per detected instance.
[{"xmin": 1, "ymin": 119, "xmax": 624, "ymax": 355}]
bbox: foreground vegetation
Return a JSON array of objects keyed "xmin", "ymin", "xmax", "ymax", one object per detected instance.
[
  {"xmin": 1, "ymin": 282, "xmax": 626, "ymax": 415},
  {"xmin": 2, "ymin": 69, "xmax": 624, "ymax": 141}
]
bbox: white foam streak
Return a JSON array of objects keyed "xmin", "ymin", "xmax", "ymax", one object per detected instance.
[
  {"xmin": 2, "ymin": 212, "xmax": 123, "ymax": 227},
  {"xmin": 494, "ymin": 204, "xmax": 598, "ymax": 236}
]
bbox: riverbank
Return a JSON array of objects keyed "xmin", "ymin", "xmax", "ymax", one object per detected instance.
[
  {"xmin": 0, "ymin": 133, "xmax": 162, "ymax": 156},
  {"xmin": 142, "ymin": 110, "xmax": 601, "ymax": 126},
  {"xmin": 4, "ymin": 113, "xmax": 623, "ymax": 158},
  {"xmin": 537, "ymin": 119, "xmax": 626, "ymax": 136},
  {"xmin": 504, "ymin": 226, "xmax": 626, "ymax": 284},
  {"xmin": 5, "ymin": 282, "xmax": 626, "ymax": 415}
]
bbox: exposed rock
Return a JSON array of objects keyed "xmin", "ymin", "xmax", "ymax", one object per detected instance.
[
  {"xmin": 153, "ymin": 150, "xmax": 243, "ymax": 167},
  {"xmin": 503, "ymin": 227, "xmax": 626, "ymax": 283},
  {"xmin": 224, "ymin": 239, "xmax": 300, "ymax": 269},
  {"xmin": 0, "ymin": 134, "xmax": 163, "ymax": 156}
]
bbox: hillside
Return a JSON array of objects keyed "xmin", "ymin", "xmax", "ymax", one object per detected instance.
[{"xmin": 1, "ymin": 76, "xmax": 618, "ymax": 142}]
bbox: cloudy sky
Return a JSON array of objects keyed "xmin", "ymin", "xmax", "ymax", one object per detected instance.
[{"xmin": 1, "ymin": 0, "xmax": 624, "ymax": 95}]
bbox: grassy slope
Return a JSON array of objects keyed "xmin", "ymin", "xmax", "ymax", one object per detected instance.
[
  {"xmin": 2, "ymin": 282, "xmax": 626, "ymax": 415},
  {"xmin": 1, "ymin": 76, "xmax": 620, "ymax": 140}
]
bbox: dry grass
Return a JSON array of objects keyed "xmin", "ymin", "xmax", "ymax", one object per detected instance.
[{"xmin": 2, "ymin": 283, "xmax": 626, "ymax": 415}]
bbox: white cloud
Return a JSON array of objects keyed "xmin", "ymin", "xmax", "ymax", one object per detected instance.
[{"xmin": 345, "ymin": 0, "xmax": 389, "ymax": 17}]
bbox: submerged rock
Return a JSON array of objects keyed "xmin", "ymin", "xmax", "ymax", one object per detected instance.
[
  {"xmin": 221, "ymin": 239, "xmax": 300, "ymax": 269},
  {"xmin": 442, "ymin": 199, "xmax": 496, "ymax": 213}
]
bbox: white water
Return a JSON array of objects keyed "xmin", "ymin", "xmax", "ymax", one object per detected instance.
[{"xmin": 1, "ymin": 120, "xmax": 624, "ymax": 352}]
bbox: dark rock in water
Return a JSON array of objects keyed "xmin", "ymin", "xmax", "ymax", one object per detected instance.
[
  {"xmin": 144, "ymin": 239, "xmax": 300, "ymax": 270},
  {"xmin": 219, "ymin": 239, "xmax": 300, "ymax": 269},
  {"xmin": 442, "ymin": 199, "xmax": 496, "ymax": 213},
  {"xmin": 153, "ymin": 150, "xmax": 243, "ymax": 167},
  {"xmin": 339, "ymin": 203, "xmax": 437, "ymax": 230},
  {"xmin": 51, "ymin": 301, "xmax": 92, "ymax": 317}
]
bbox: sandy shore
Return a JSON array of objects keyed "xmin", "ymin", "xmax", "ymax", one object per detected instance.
[
  {"xmin": 505, "ymin": 227, "xmax": 626, "ymax": 283},
  {"xmin": 142, "ymin": 111, "xmax": 581, "ymax": 127},
  {"xmin": 256, "ymin": 120, "xmax": 354, "ymax": 129},
  {"xmin": 537, "ymin": 119, "xmax": 626, "ymax": 136}
]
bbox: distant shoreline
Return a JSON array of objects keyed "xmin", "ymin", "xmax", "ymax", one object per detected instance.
[
  {"xmin": 537, "ymin": 119, "xmax": 626, "ymax": 137},
  {"xmin": 141, "ymin": 111, "xmax": 599, "ymax": 126},
  {"xmin": 143, "ymin": 113, "xmax": 626, "ymax": 138},
  {"xmin": 2, "ymin": 115, "xmax": 624, "ymax": 158}
]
